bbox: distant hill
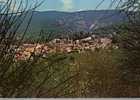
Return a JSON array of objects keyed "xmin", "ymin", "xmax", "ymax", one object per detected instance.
[{"xmin": 19, "ymin": 10, "xmax": 127, "ymax": 38}]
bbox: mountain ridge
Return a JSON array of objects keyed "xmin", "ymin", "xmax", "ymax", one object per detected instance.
[{"xmin": 20, "ymin": 10, "xmax": 127, "ymax": 38}]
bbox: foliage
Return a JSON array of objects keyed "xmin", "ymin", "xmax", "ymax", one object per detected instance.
[{"xmin": 115, "ymin": 0, "xmax": 140, "ymax": 87}]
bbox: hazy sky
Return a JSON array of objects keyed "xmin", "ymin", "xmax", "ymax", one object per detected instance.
[{"xmin": 37, "ymin": 0, "xmax": 116, "ymax": 12}]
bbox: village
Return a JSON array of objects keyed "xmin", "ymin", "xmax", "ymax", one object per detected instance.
[{"xmin": 15, "ymin": 35, "xmax": 117, "ymax": 60}]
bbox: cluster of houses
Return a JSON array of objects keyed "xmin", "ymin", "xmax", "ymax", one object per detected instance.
[{"xmin": 15, "ymin": 35, "xmax": 116, "ymax": 60}]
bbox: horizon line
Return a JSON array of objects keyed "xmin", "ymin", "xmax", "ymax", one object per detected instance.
[{"xmin": 35, "ymin": 9, "xmax": 120, "ymax": 13}]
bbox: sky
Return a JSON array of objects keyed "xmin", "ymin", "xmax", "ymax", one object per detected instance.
[
  {"xmin": 0, "ymin": 0, "xmax": 118, "ymax": 12},
  {"xmin": 37, "ymin": 0, "xmax": 117, "ymax": 12}
]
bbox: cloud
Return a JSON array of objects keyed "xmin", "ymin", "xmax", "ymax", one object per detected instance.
[
  {"xmin": 0, "ymin": 0, "xmax": 5, "ymax": 3},
  {"xmin": 61, "ymin": 0, "xmax": 73, "ymax": 11}
]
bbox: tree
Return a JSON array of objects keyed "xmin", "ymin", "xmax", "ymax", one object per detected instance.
[
  {"xmin": 0, "ymin": 0, "xmax": 44, "ymax": 97},
  {"xmin": 117, "ymin": 0, "xmax": 140, "ymax": 88}
]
